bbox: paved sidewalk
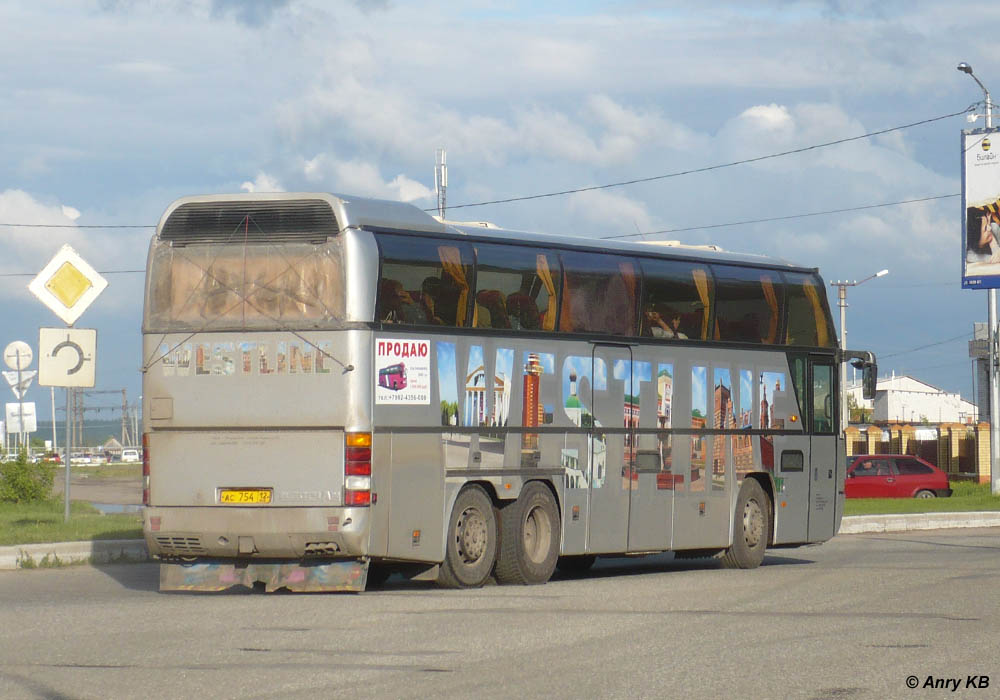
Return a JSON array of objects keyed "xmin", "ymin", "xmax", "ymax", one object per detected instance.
[
  {"xmin": 837, "ymin": 510, "xmax": 1000, "ymax": 534},
  {"xmin": 2, "ymin": 512, "xmax": 998, "ymax": 571}
]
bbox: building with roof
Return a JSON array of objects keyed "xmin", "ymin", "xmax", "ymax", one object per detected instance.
[{"xmin": 846, "ymin": 373, "xmax": 978, "ymax": 425}]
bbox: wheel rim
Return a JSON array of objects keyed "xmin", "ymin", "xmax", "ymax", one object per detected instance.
[
  {"xmin": 455, "ymin": 506, "xmax": 488, "ymax": 565},
  {"xmin": 522, "ymin": 504, "xmax": 552, "ymax": 565},
  {"xmin": 917, "ymin": 491, "xmax": 935, "ymax": 499},
  {"xmin": 742, "ymin": 498, "xmax": 764, "ymax": 549}
]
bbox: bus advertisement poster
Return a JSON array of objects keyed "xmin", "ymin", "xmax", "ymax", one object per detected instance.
[
  {"xmin": 375, "ymin": 338, "xmax": 430, "ymax": 404},
  {"xmin": 962, "ymin": 127, "xmax": 1000, "ymax": 289}
]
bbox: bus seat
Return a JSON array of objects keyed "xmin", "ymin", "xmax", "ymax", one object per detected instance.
[
  {"xmin": 507, "ymin": 293, "xmax": 540, "ymax": 330},
  {"xmin": 476, "ymin": 290, "xmax": 510, "ymax": 329}
]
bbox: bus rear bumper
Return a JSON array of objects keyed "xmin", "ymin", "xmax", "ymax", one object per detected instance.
[
  {"xmin": 158, "ymin": 558, "xmax": 367, "ymax": 592},
  {"xmin": 143, "ymin": 505, "xmax": 370, "ymax": 560}
]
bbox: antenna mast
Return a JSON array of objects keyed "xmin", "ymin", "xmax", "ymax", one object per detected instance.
[{"xmin": 434, "ymin": 148, "xmax": 447, "ymax": 218}]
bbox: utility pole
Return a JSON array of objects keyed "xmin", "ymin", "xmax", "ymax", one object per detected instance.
[
  {"xmin": 830, "ymin": 269, "xmax": 889, "ymax": 431},
  {"xmin": 958, "ymin": 62, "xmax": 1000, "ymax": 495}
]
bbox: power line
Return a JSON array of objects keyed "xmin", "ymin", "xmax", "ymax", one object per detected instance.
[
  {"xmin": 604, "ymin": 194, "xmax": 959, "ymax": 240},
  {"xmin": 879, "ymin": 332, "xmax": 970, "ymax": 360},
  {"xmin": 0, "ymin": 269, "xmax": 144, "ymax": 278},
  {"xmin": 0, "ymin": 107, "xmax": 974, "ymax": 234},
  {"xmin": 0, "ymin": 223, "xmax": 153, "ymax": 229},
  {"xmin": 426, "ymin": 106, "xmax": 974, "ymax": 212}
]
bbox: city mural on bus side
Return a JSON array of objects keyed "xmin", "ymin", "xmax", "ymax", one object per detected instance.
[
  {"xmin": 562, "ymin": 355, "xmax": 607, "ymax": 489},
  {"xmin": 758, "ymin": 370, "xmax": 787, "ymax": 471},
  {"xmin": 520, "ymin": 351, "xmax": 554, "ymax": 469},
  {"xmin": 690, "ymin": 366, "xmax": 707, "ymax": 492}
]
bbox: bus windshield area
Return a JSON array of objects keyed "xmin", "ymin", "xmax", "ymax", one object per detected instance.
[{"xmin": 145, "ymin": 239, "xmax": 346, "ymax": 332}]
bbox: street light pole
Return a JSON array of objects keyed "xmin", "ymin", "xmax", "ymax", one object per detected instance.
[
  {"xmin": 831, "ymin": 269, "xmax": 889, "ymax": 431},
  {"xmin": 958, "ymin": 62, "xmax": 999, "ymax": 496}
]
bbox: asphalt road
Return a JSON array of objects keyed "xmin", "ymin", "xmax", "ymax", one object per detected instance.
[
  {"xmin": 1, "ymin": 529, "xmax": 998, "ymax": 700},
  {"xmin": 50, "ymin": 468, "xmax": 142, "ymax": 506}
]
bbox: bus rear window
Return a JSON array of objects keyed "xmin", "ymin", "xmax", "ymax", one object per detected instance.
[{"xmin": 145, "ymin": 239, "xmax": 346, "ymax": 331}]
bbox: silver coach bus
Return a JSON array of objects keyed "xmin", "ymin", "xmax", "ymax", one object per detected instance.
[{"xmin": 141, "ymin": 192, "xmax": 876, "ymax": 592}]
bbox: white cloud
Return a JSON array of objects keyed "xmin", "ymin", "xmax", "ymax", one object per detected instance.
[
  {"xmin": 301, "ymin": 153, "xmax": 433, "ymax": 202},
  {"xmin": 0, "ymin": 190, "xmax": 143, "ymax": 308},
  {"xmin": 240, "ymin": 173, "xmax": 285, "ymax": 192},
  {"xmin": 567, "ymin": 189, "xmax": 655, "ymax": 234}
]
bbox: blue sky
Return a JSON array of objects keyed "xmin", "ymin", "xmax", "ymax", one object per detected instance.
[{"xmin": 1, "ymin": 0, "xmax": 997, "ymax": 428}]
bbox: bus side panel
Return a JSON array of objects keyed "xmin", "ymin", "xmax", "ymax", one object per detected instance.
[{"xmin": 384, "ymin": 431, "xmax": 445, "ymax": 562}]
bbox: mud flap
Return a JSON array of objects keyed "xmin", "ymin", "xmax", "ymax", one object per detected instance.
[{"xmin": 159, "ymin": 559, "xmax": 368, "ymax": 592}]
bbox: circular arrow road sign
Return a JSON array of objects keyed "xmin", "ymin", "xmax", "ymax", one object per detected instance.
[{"xmin": 3, "ymin": 341, "xmax": 33, "ymax": 370}]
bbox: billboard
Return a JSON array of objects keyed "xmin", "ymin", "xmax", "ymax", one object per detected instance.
[{"xmin": 963, "ymin": 127, "xmax": 1000, "ymax": 288}]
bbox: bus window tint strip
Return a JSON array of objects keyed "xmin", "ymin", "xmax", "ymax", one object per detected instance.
[{"xmin": 373, "ymin": 232, "xmax": 834, "ymax": 349}]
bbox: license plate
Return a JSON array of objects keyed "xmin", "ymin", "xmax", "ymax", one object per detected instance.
[{"xmin": 219, "ymin": 489, "xmax": 272, "ymax": 504}]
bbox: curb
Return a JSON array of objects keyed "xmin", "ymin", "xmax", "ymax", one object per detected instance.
[
  {"xmin": 1, "ymin": 513, "xmax": 998, "ymax": 570},
  {"xmin": 839, "ymin": 511, "xmax": 1000, "ymax": 534},
  {"xmin": 0, "ymin": 539, "xmax": 149, "ymax": 570}
]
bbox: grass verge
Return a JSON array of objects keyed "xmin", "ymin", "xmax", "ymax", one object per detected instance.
[
  {"xmin": 58, "ymin": 464, "xmax": 142, "ymax": 481},
  {"xmin": 843, "ymin": 481, "xmax": 1000, "ymax": 516},
  {"xmin": 0, "ymin": 500, "xmax": 142, "ymax": 546}
]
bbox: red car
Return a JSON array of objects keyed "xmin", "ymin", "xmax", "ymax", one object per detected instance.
[{"xmin": 845, "ymin": 454, "xmax": 952, "ymax": 499}]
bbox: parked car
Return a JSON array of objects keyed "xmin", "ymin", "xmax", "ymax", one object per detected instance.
[
  {"xmin": 121, "ymin": 449, "xmax": 140, "ymax": 463},
  {"xmin": 845, "ymin": 454, "xmax": 952, "ymax": 499}
]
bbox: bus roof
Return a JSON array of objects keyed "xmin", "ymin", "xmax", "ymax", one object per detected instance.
[{"xmin": 158, "ymin": 191, "xmax": 815, "ymax": 274}]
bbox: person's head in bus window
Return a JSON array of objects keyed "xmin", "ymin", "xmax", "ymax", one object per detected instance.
[
  {"xmin": 646, "ymin": 305, "xmax": 686, "ymax": 339},
  {"xmin": 420, "ymin": 277, "xmax": 442, "ymax": 322},
  {"xmin": 378, "ymin": 279, "xmax": 407, "ymax": 322}
]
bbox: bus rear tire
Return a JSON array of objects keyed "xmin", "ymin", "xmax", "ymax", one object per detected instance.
[
  {"xmin": 719, "ymin": 478, "xmax": 770, "ymax": 569},
  {"xmin": 495, "ymin": 481, "xmax": 560, "ymax": 585},
  {"xmin": 437, "ymin": 485, "xmax": 498, "ymax": 589}
]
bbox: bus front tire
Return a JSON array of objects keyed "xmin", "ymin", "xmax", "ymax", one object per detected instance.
[
  {"xmin": 437, "ymin": 485, "xmax": 498, "ymax": 589},
  {"xmin": 495, "ymin": 481, "xmax": 560, "ymax": 585},
  {"xmin": 718, "ymin": 478, "xmax": 770, "ymax": 569}
]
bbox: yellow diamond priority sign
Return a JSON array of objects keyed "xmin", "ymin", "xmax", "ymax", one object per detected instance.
[{"xmin": 29, "ymin": 245, "xmax": 108, "ymax": 326}]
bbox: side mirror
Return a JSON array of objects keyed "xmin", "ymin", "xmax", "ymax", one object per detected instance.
[
  {"xmin": 849, "ymin": 354, "xmax": 877, "ymax": 401},
  {"xmin": 862, "ymin": 362, "xmax": 877, "ymax": 400}
]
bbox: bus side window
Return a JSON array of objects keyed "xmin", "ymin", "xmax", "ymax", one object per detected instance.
[
  {"xmin": 558, "ymin": 252, "xmax": 638, "ymax": 336},
  {"xmin": 473, "ymin": 244, "xmax": 560, "ymax": 332},
  {"xmin": 712, "ymin": 265, "xmax": 785, "ymax": 344},
  {"xmin": 811, "ymin": 362, "xmax": 835, "ymax": 434},
  {"xmin": 783, "ymin": 272, "xmax": 836, "ymax": 347},
  {"xmin": 375, "ymin": 234, "xmax": 474, "ymax": 327},
  {"xmin": 639, "ymin": 258, "xmax": 712, "ymax": 341}
]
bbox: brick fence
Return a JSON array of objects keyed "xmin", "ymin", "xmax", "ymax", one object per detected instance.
[{"xmin": 844, "ymin": 423, "xmax": 989, "ymax": 483}]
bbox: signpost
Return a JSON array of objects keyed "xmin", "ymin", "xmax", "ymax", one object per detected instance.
[
  {"xmin": 29, "ymin": 244, "xmax": 107, "ymax": 521},
  {"xmin": 3, "ymin": 341, "xmax": 33, "ymax": 453}
]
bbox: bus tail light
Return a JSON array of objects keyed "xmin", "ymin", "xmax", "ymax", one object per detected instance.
[
  {"xmin": 142, "ymin": 433, "xmax": 150, "ymax": 506},
  {"xmin": 344, "ymin": 432, "xmax": 371, "ymax": 506}
]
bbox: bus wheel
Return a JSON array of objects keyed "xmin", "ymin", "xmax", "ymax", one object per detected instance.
[
  {"xmin": 555, "ymin": 555, "xmax": 596, "ymax": 575},
  {"xmin": 495, "ymin": 482, "xmax": 560, "ymax": 585},
  {"xmin": 437, "ymin": 485, "xmax": 498, "ymax": 589},
  {"xmin": 719, "ymin": 478, "xmax": 770, "ymax": 569}
]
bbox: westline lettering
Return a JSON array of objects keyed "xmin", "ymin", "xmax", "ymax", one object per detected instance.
[{"xmin": 159, "ymin": 340, "xmax": 333, "ymax": 377}]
